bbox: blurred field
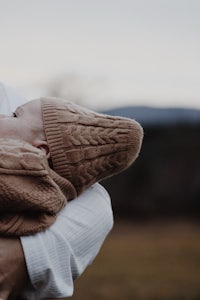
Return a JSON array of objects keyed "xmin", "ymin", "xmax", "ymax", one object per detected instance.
[{"xmin": 70, "ymin": 221, "xmax": 200, "ymax": 300}]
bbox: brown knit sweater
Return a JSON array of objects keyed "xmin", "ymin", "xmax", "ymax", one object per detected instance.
[{"xmin": 0, "ymin": 138, "xmax": 76, "ymax": 236}]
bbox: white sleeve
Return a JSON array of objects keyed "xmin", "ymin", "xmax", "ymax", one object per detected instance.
[
  {"xmin": 20, "ymin": 183, "xmax": 114, "ymax": 299},
  {"xmin": 0, "ymin": 81, "xmax": 27, "ymax": 114}
]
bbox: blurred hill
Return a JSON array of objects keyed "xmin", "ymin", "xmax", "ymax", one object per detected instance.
[
  {"xmin": 101, "ymin": 106, "xmax": 200, "ymax": 220},
  {"xmin": 102, "ymin": 106, "xmax": 200, "ymax": 125}
]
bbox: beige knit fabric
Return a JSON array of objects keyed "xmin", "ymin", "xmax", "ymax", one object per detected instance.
[
  {"xmin": 0, "ymin": 138, "xmax": 75, "ymax": 236},
  {"xmin": 0, "ymin": 98, "xmax": 143, "ymax": 236},
  {"xmin": 41, "ymin": 97, "xmax": 143, "ymax": 195}
]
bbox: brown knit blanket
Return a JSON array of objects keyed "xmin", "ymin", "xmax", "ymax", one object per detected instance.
[{"xmin": 0, "ymin": 138, "xmax": 75, "ymax": 236}]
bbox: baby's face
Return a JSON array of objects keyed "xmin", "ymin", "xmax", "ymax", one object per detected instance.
[{"xmin": 0, "ymin": 99, "xmax": 45, "ymax": 146}]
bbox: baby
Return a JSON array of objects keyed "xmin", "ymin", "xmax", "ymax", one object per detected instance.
[{"xmin": 0, "ymin": 97, "xmax": 143, "ymax": 236}]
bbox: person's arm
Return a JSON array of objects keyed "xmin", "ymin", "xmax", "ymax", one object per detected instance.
[
  {"xmin": 20, "ymin": 183, "xmax": 113, "ymax": 299},
  {"xmin": 0, "ymin": 237, "xmax": 28, "ymax": 300},
  {"xmin": 0, "ymin": 184, "xmax": 113, "ymax": 300},
  {"xmin": 0, "ymin": 82, "xmax": 113, "ymax": 299}
]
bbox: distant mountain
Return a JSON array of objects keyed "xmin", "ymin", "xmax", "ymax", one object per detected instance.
[{"xmin": 102, "ymin": 106, "xmax": 200, "ymax": 126}]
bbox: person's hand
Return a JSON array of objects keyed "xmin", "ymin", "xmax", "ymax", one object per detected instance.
[{"xmin": 0, "ymin": 237, "xmax": 29, "ymax": 300}]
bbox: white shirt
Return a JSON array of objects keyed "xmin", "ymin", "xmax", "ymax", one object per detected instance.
[{"xmin": 0, "ymin": 82, "xmax": 114, "ymax": 299}]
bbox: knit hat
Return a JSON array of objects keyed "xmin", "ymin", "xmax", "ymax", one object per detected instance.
[{"xmin": 41, "ymin": 97, "xmax": 143, "ymax": 196}]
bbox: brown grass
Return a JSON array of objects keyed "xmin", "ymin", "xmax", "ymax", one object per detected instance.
[{"xmin": 70, "ymin": 221, "xmax": 200, "ymax": 300}]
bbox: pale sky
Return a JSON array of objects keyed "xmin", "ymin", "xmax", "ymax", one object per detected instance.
[{"xmin": 0, "ymin": 0, "xmax": 199, "ymax": 109}]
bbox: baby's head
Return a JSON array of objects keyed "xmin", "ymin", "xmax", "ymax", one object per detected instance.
[
  {"xmin": 0, "ymin": 98, "xmax": 49, "ymax": 156},
  {"xmin": 0, "ymin": 97, "xmax": 144, "ymax": 195}
]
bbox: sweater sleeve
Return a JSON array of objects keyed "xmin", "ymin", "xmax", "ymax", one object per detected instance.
[
  {"xmin": 0, "ymin": 138, "xmax": 68, "ymax": 236},
  {"xmin": 20, "ymin": 183, "xmax": 114, "ymax": 299}
]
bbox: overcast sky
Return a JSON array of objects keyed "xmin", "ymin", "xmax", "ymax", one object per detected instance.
[{"xmin": 0, "ymin": 0, "xmax": 199, "ymax": 109}]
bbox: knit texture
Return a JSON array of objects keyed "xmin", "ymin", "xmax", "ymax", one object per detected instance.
[
  {"xmin": 41, "ymin": 97, "xmax": 143, "ymax": 195},
  {"xmin": 0, "ymin": 138, "xmax": 76, "ymax": 236},
  {"xmin": 0, "ymin": 98, "xmax": 143, "ymax": 236}
]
